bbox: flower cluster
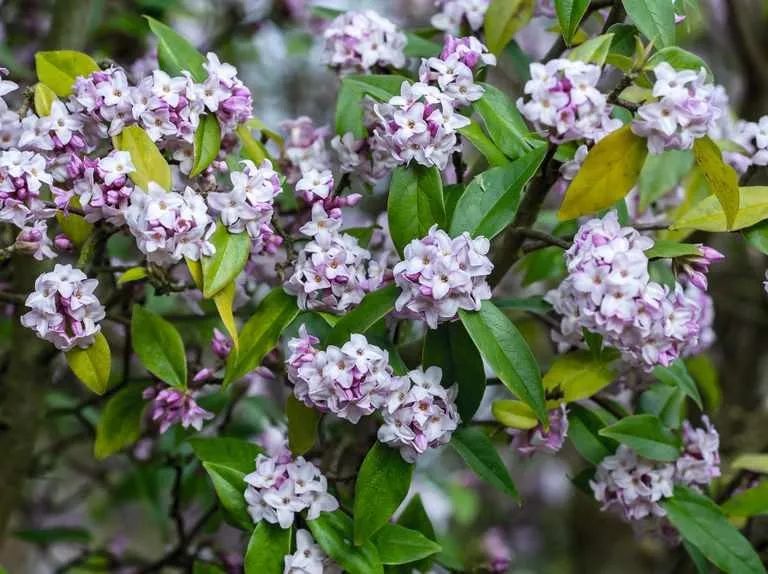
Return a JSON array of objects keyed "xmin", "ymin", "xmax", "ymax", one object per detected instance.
[
  {"xmin": 68, "ymin": 150, "xmax": 135, "ymax": 224},
  {"xmin": 283, "ymin": 529, "xmax": 341, "ymax": 574},
  {"xmin": 632, "ymin": 63, "xmax": 723, "ymax": 154},
  {"xmin": 244, "ymin": 450, "xmax": 339, "ymax": 529},
  {"xmin": 143, "ymin": 386, "xmax": 214, "ymax": 434},
  {"xmin": 281, "ymin": 117, "xmax": 331, "ymax": 183},
  {"xmin": 419, "ymin": 35, "xmax": 496, "ymax": 107},
  {"xmin": 322, "ymin": 10, "xmax": 407, "ymax": 75},
  {"xmin": 15, "ymin": 220, "xmax": 56, "ymax": 261},
  {"xmin": 200, "ymin": 53, "xmax": 253, "ymax": 130},
  {"xmin": 284, "ymin": 204, "xmax": 384, "ymax": 313},
  {"xmin": 373, "ymin": 81, "xmax": 470, "ymax": 170},
  {"xmin": 431, "ymin": 0, "xmax": 489, "ymax": 33},
  {"xmin": 717, "ymin": 116, "xmax": 768, "ymax": 174},
  {"xmin": 286, "ymin": 327, "xmax": 398, "ymax": 423},
  {"xmin": 0, "ymin": 149, "xmax": 53, "ymax": 227},
  {"xmin": 545, "ymin": 211, "xmax": 719, "ymax": 370},
  {"xmin": 591, "ymin": 417, "xmax": 720, "ymax": 521},
  {"xmin": 206, "ymin": 159, "xmax": 283, "ymax": 254},
  {"xmin": 378, "ymin": 366, "xmax": 460, "ymax": 462},
  {"xmin": 517, "ymin": 59, "xmax": 621, "ymax": 144},
  {"xmin": 125, "ymin": 182, "xmax": 215, "ymax": 264},
  {"xmin": 509, "ymin": 405, "xmax": 569, "ymax": 457},
  {"xmin": 393, "ymin": 226, "xmax": 493, "ymax": 329},
  {"xmin": 21, "ymin": 264, "xmax": 105, "ymax": 351}
]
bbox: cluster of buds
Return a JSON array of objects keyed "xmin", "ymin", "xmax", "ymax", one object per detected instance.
[
  {"xmin": 68, "ymin": 150, "xmax": 136, "ymax": 224},
  {"xmin": 143, "ymin": 386, "xmax": 214, "ymax": 434}
]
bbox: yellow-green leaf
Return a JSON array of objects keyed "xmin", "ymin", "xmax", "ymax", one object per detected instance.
[
  {"xmin": 559, "ymin": 125, "xmax": 648, "ymax": 220},
  {"xmin": 117, "ymin": 267, "xmax": 148, "ymax": 285},
  {"xmin": 491, "ymin": 399, "xmax": 538, "ymax": 429},
  {"xmin": 543, "ymin": 350, "xmax": 616, "ymax": 402},
  {"xmin": 671, "ymin": 186, "xmax": 768, "ymax": 231},
  {"xmin": 201, "ymin": 223, "xmax": 251, "ymax": 298},
  {"xmin": 731, "ymin": 454, "xmax": 768, "ymax": 475},
  {"xmin": 190, "ymin": 114, "xmax": 222, "ymax": 177},
  {"xmin": 186, "ymin": 257, "xmax": 204, "ymax": 289},
  {"xmin": 113, "ymin": 125, "xmax": 172, "ymax": 191},
  {"xmin": 65, "ymin": 332, "xmax": 111, "ymax": 395},
  {"xmin": 35, "ymin": 50, "xmax": 99, "ymax": 97},
  {"xmin": 484, "ymin": 0, "xmax": 535, "ymax": 55},
  {"xmin": 568, "ymin": 33, "xmax": 615, "ymax": 66},
  {"xmin": 33, "ymin": 83, "xmax": 58, "ymax": 116},
  {"xmin": 55, "ymin": 212, "xmax": 93, "ymax": 248},
  {"xmin": 693, "ymin": 136, "xmax": 739, "ymax": 229},
  {"xmin": 213, "ymin": 281, "xmax": 239, "ymax": 352},
  {"xmin": 237, "ymin": 124, "xmax": 270, "ymax": 164}
]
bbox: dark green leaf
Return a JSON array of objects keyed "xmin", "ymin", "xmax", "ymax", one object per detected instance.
[
  {"xmin": 201, "ymin": 222, "xmax": 251, "ymax": 298},
  {"xmin": 15, "ymin": 527, "xmax": 91, "ymax": 545},
  {"xmin": 245, "ymin": 523, "xmax": 292, "ymax": 574},
  {"xmin": 145, "ymin": 16, "xmax": 206, "ymax": 81},
  {"xmin": 474, "ymin": 83, "xmax": 539, "ymax": 159},
  {"xmin": 567, "ymin": 403, "xmax": 617, "ymax": 465},
  {"xmin": 131, "ymin": 305, "xmax": 187, "ymax": 388},
  {"xmin": 190, "ymin": 114, "xmax": 222, "ymax": 177},
  {"xmin": 555, "ymin": 0, "xmax": 591, "ymax": 44},
  {"xmin": 373, "ymin": 524, "xmax": 441, "ymax": 565},
  {"xmin": 492, "ymin": 296, "xmax": 552, "ymax": 313},
  {"xmin": 638, "ymin": 383, "xmax": 686, "ymax": 429},
  {"xmin": 621, "ymin": 0, "xmax": 675, "ymax": 47},
  {"xmin": 287, "ymin": 396, "xmax": 321, "ymax": 455},
  {"xmin": 336, "ymin": 75, "xmax": 409, "ymax": 137},
  {"xmin": 202, "ymin": 462, "xmax": 252, "ymax": 530},
  {"xmin": 451, "ymin": 427, "xmax": 518, "ymax": 498},
  {"xmin": 599, "ymin": 414, "xmax": 681, "ymax": 461},
  {"xmin": 94, "ymin": 384, "xmax": 146, "ymax": 459},
  {"xmin": 644, "ymin": 240, "xmax": 702, "ymax": 259},
  {"xmin": 653, "ymin": 360, "xmax": 702, "ymax": 409},
  {"xmin": 404, "ymin": 33, "xmax": 441, "ymax": 57},
  {"xmin": 308, "ymin": 511, "xmax": 384, "ymax": 574},
  {"xmin": 388, "ymin": 165, "xmax": 446, "ymax": 256},
  {"xmin": 326, "ymin": 284, "xmax": 399, "ymax": 347},
  {"xmin": 188, "ymin": 436, "xmax": 262, "ymax": 473}
]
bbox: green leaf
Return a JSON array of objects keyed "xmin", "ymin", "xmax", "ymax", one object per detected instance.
[
  {"xmin": 474, "ymin": 83, "xmax": 539, "ymax": 160},
  {"xmin": 644, "ymin": 239, "xmax": 702, "ymax": 259},
  {"xmin": 459, "ymin": 301, "xmax": 547, "ymax": 423},
  {"xmin": 397, "ymin": 495, "xmax": 437, "ymax": 572},
  {"xmin": 15, "ymin": 526, "xmax": 91, "ymax": 545},
  {"xmin": 94, "ymin": 384, "xmax": 146, "ymax": 459},
  {"xmin": 35, "ymin": 50, "xmax": 99, "ymax": 96},
  {"xmin": 637, "ymin": 149, "xmax": 694, "ymax": 210},
  {"xmin": 373, "ymin": 524, "xmax": 441, "ymax": 565},
  {"xmin": 646, "ymin": 47, "xmax": 711, "ymax": 75},
  {"xmin": 308, "ymin": 511, "xmax": 384, "ymax": 574},
  {"xmin": 599, "ymin": 414, "xmax": 681, "ymax": 461},
  {"xmin": 113, "ymin": 125, "xmax": 172, "ymax": 191},
  {"xmin": 404, "ymin": 33, "xmax": 442, "ymax": 58},
  {"xmin": 458, "ymin": 122, "xmax": 510, "ymax": 167},
  {"xmin": 213, "ymin": 282, "xmax": 240, "ymax": 351},
  {"xmin": 225, "ymin": 289, "xmax": 300, "ymax": 385},
  {"xmin": 451, "ymin": 427, "xmax": 518, "ymax": 498},
  {"xmin": 145, "ymin": 16, "xmax": 206, "ymax": 81},
  {"xmin": 201, "ymin": 462, "xmax": 252, "ymax": 530},
  {"xmin": 33, "ymin": 82, "xmax": 58, "ymax": 116},
  {"xmin": 190, "ymin": 114, "xmax": 222, "ymax": 177},
  {"xmin": 652, "ymin": 360, "xmax": 702, "ymax": 409},
  {"xmin": 286, "ymin": 395, "xmax": 321, "ymax": 455},
  {"xmin": 55, "ymin": 212, "xmax": 94, "ymax": 249},
  {"xmin": 336, "ymin": 75, "xmax": 409, "ymax": 137},
  {"xmin": 731, "ymin": 454, "xmax": 768, "ymax": 474},
  {"xmin": 422, "ymin": 322, "xmax": 486, "ymax": 421},
  {"xmin": 493, "ymin": 295, "xmax": 552, "ymax": 313},
  {"xmin": 662, "ymin": 486, "xmax": 766, "ymax": 574},
  {"xmin": 638, "ymin": 383, "xmax": 686, "ymax": 429},
  {"xmin": 449, "ymin": 146, "xmax": 546, "ymax": 239},
  {"xmin": 388, "ymin": 165, "xmax": 446, "ymax": 256},
  {"xmin": 556, "ymin": 0, "xmax": 592, "ymax": 45},
  {"xmin": 559, "ymin": 125, "xmax": 648, "ymax": 220},
  {"xmin": 543, "ymin": 351, "xmax": 616, "ymax": 403},
  {"xmin": 193, "ymin": 563, "xmax": 226, "ymax": 574},
  {"xmin": 131, "ymin": 305, "xmax": 187, "ymax": 388},
  {"xmin": 567, "ymin": 404, "xmax": 617, "ymax": 464},
  {"xmin": 117, "ymin": 266, "xmax": 148, "ymax": 285},
  {"xmin": 201, "ymin": 222, "xmax": 251, "ymax": 298},
  {"xmin": 188, "ymin": 436, "xmax": 262, "ymax": 474},
  {"xmin": 326, "ymin": 284, "xmax": 399, "ymax": 347},
  {"xmin": 237, "ymin": 124, "xmax": 269, "ymax": 164},
  {"xmin": 692, "ymin": 136, "xmax": 740, "ymax": 229},
  {"xmin": 354, "ymin": 443, "xmax": 413, "ymax": 545},
  {"xmin": 65, "ymin": 331, "xmax": 111, "ymax": 395},
  {"xmin": 722, "ymin": 482, "xmax": 768, "ymax": 518},
  {"xmin": 621, "ymin": 0, "xmax": 676, "ymax": 48},
  {"xmin": 484, "ymin": 0, "xmax": 536, "ymax": 55},
  {"xmin": 568, "ymin": 32, "xmax": 615, "ymax": 65},
  {"xmin": 245, "ymin": 523, "xmax": 292, "ymax": 574},
  {"xmin": 671, "ymin": 186, "xmax": 768, "ymax": 231},
  {"xmin": 491, "ymin": 399, "xmax": 539, "ymax": 429}
]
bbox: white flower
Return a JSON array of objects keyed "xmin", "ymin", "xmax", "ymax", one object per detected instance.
[
  {"xmin": 323, "ymin": 11, "xmax": 407, "ymax": 74},
  {"xmin": 283, "ymin": 529, "xmax": 341, "ymax": 574}
]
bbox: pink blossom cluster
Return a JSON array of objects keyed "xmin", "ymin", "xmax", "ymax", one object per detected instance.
[
  {"xmin": 243, "ymin": 450, "xmax": 339, "ymax": 529},
  {"xmin": 717, "ymin": 116, "xmax": 768, "ymax": 174},
  {"xmin": 418, "ymin": 35, "xmax": 496, "ymax": 107},
  {"xmin": 200, "ymin": 53, "xmax": 253, "ymax": 130},
  {"xmin": 206, "ymin": 159, "xmax": 283, "ymax": 254},
  {"xmin": 14, "ymin": 220, "xmax": 57, "ymax": 261},
  {"xmin": 281, "ymin": 117, "xmax": 331, "ymax": 183},
  {"xmin": 545, "ymin": 211, "xmax": 720, "ymax": 370},
  {"xmin": 143, "ymin": 385, "xmax": 214, "ymax": 434},
  {"xmin": 517, "ymin": 59, "xmax": 622, "ymax": 144},
  {"xmin": 378, "ymin": 366, "xmax": 460, "ymax": 462},
  {"xmin": 0, "ymin": 149, "xmax": 53, "ymax": 227},
  {"xmin": 286, "ymin": 327, "xmax": 399, "ymax": 423},
  {"xmin": 322, "ymin": 10, "xmax": 407, "ymax": 75},
  {"xmin": 373, "ymin": 81, "xmax": 470, "ymax": 170},
  {"xmin": 632, "ymin": 63, "xmax": 723, "ymax": 154},
  {"xmin": 284, "ymin": 204, "xmax": 384, "ymax": 313},
  {"xmin": 294, "ymin": 168, "xmax": 363, "ymax": 212},
  {"xmin": 591, "ymin": 416, "xmax": 720, "ymax": 521},
  {"xmin": 20, "ymin": 264, "xmax": 105, "ymax": 351},
  {"xmin": 125, "ymin": 182, "xmax": 215, "ymax": 264},
  {"xmin": 68, "ymin": 150, "xmax": 136, "ymax": 224},
  {"xmin": 431, "ymin": 0, "xmax": 489, "ymax": 33},
  {"xmin": 509, "ymin": 405, "xmax": 569, "ymax": 457},
  {"xmin": 393, "ymin": 226, "xmax": 493, "ymax": 329},
  {"xmin": 283, "ymin": 529, "xmax": 341, "ymax": 574}
]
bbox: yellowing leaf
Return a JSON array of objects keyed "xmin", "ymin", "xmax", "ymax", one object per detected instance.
[
  {"xmin": 113, "ymin": 125, "xmax": 172, "ymax": 191},
  {"xmin": 33, "ymin": 83, "xmax": 58, "ymax": 116},
  {"xmin": 35, "ymin": 50, "xmax": 99, "ymax": 96},
  {"xmin": 693, "ymin": 136, "xmax": 739, "ymax": 229},
  {"xmin": 492, "ymin": 399, "xmax": 538, "ymax": 429},
  {"xmin": 559, "ymin": 125, "xmax": 648, "ymax": 220},
  {"xmin": 213, "ymin": 281, "xmax": 239, "ymax": 352},
  {"xmin": 671, "ymin": 186, "xmax": 768, "ymax": 231},
  {"xmin": 731, "ymin": 454, "xmax": 768, "ymax": 475},
  {"xmin": 186, "ymin": 257, "xmax": 204, "ymax": 290},
  {"xmin": 484, "ymin": 0, "xmax": 535, "ymax": 55},
  {"xmin": 543, "ymin": 350, "xmax": 617, "ymax": 402},
  {"xmin": 117, "ymin": 267, "xmax": 148, "ymax": 285},
  {"xmin": 65, "ymin": 332, "xmax": 111, "ymax": 394}
]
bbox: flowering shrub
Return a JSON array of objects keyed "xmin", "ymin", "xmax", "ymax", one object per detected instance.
[{"xmin": 2, "ymin": 2, "xmax": 768, "ymax": 574}]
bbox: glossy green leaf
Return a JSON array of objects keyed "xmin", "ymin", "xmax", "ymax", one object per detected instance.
[
  {"xmin": 638, "ymin": 383, "xmax": 686, "ymax": 429},
  {"xmin": 449, "ymin": 145, "xmax": 547, "ymax": 239},
  {"xmin": 33, "ymin": 82, "xmax": 58, "ymax": 115},
  {"xmin": 662, "ymin": 486, "xmax": 766, "ymax": 574},
  {"xmin": 559, "ymin": 125, "xmax": 648, "ymax": 220},
  {"xmin": 568, "ymin": 33, "xmax": 615, "ymax": 65},
  {"xmin": 354, "ymin": 443, "xmax": 413, "ymax": 545},
  {"xmin": 388, "ymin": 165, "xmax": 446, "ymax": 256},
  {"xmin": 732, "ymin": 454, "xmax": 768, "ymax": 474},
  {"xmin": 556, "ymin": 0, "xmax": 592, "ymax": 45},
  {"xmin": 484, "ymin": 0, "xmax": 536, "ymax": 55},
  {"xmin": 599, "ymin": 414, "xmax": 681, "ymax": 461},
  {"xmin": 722, "ymin": 481, "xmax": 768, "ymax": 518},
  {"xmin": 131, "ymin": 305, "xmax": 187, "ymax": 388},
  {"xmin": 65, "ymin": 332, "xmax": 111, "ymax": 395},
  {"xmin": 201, "ymin": 223, "xmax": 251, "ymax": 298},
  {"xmin": 671, "ymin": 186, "xmax": 768, "ymax": 231},
  {"xmin": 458, "ymin": 122, "xmax": 510, "ymax": 167},
  {"xmin": 308, "ymin": 511, "xmax": 384, "ymax": 574},
  {"xmin": 567, "ymin": 403, "xmax": 617, "ymax": 464},
  {"xmin": 336, "ymin": 75, "xmax": 409, "ymax": 137},
  {"xmin": 652, "ymin": 360, "xmax": 702, "ymax": 409},
  {"xmin": 473, "ymin": 83, "xmax": 539, "ymax": 160},
  {"xmin": 644, "ymin": 240, "xmax": 702, "ymax": 259},
  {"xmin": 94, "ymin": 384, "xmax": 146, "ymax": 459},
  {"xmin": 647, "ymin": 47, "xmax": 711, "ymax": 75},
  {"xmin": 373, "ymin": 524, "xmax": 441, "ymax": 565},
  {"xmin": 35, "ymin": 50, "xmax": 99, "ymax": 96},
  {"xmin": 459, "ymin": 301, "xmax": 547, "ymax": 423},
  {"xmin": 693, "ymin": 136, "xmax": 739, "ymax": 229},
  {"xmin": 202, "ymin": 462, "xmax": 252, "ymax": 530},
  {"xmin": 245, "ymin": 523, "xmax": 292, "ymax": 574},
  {"xmin": 404, "ymin": 33, "xmax": 442, "ymax": 58},
  {"xmin": 188, "ymin": 436, "xmax": 262, "ymax": 474},
  {"xmin": 286, "ymin": 396, "xmax": 321, "ymax": 456},
  {"xmin": 637, "ymin": 149, "xmax": 694, "ymax": 210},
  {"xmin": 145, "ymin": 16, "xmax": 206, "ymax": 81},
  {"xmin": 397, "ymin": 495, "xmax": 437, "ymax": 572},
  {"xmin": 190, "ymin": 114, "xmax": 222, "ymax": 177},
  {"xmin": 113, "ymin": 125, "xmax": 172, "ymax": 191},
  {"xmin": 543, "ymin": 350, "xmax": 616, "ymax": 403},
  {"xmin": 326, "ymin": 284, "xmax": 399, "ymax": 347},
  {"xmin": 621, "ymin": 0, "xmax": 675, "ymax": 47},
  {"xmin": 451, "ymin": 427, "xmax": 518, "ymax": 498},
  {"xmin": 491, "ymin": 399, "xmax": 539, "ymax": 430}
]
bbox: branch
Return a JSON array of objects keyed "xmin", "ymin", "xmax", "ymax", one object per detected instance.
[{"xmin": 514, "ymin": 228, "xmax": 571, "ymax": 249}]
